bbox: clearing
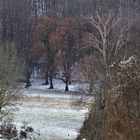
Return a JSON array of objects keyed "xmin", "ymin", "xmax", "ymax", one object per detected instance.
[{"xmin": 13, "ymin": 82, "xmax": 90, "ymax": 140}]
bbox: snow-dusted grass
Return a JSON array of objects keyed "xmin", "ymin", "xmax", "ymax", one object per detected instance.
[{"xmin": 13, "ymin": 86, "xmax": 90, "ymax": 140}]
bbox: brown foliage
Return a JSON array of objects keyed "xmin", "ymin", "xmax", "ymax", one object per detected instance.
[
  {"xmin": 78, "ymin": 54, "xmax": 104, "ymax": 92},
  {"xmin": 31, "ymin": 42, "xmax": 45, "ymax": 60}
]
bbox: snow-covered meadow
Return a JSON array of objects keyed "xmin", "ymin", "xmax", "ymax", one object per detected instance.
[{"xmin": 13, "ymin": 81, "xmax": 91, "ymax": 140}]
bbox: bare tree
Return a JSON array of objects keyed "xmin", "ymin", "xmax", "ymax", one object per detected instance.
[
  {"xmin": 83, "ymin": 13, "xmax": 130, "ymax": 78},
  {"xmin": 77, "ymin": 14, "xmax": 131, "ymax": 140},
  {"xmin": 0, "ymin": 42, "xmax": 20, "ymax": 120}
]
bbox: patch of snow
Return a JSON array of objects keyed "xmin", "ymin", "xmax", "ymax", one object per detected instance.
[
  {"xmin": 29, "ymin": 78, "xmax": 89, "ymax": 93},
  {"xmin": 13, "ymin": 88, "xmax": 90, "ymax": 140}
]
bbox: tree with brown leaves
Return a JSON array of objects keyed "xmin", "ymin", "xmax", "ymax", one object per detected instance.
[{"xmin": 35, "ymin": 16, "xmax": 63, "ymax": 89}]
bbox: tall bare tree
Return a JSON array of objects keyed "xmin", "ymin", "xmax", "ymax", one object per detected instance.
[{"xmin": 0, "ymin": 42, "xmax": 20, "ymax": 120}]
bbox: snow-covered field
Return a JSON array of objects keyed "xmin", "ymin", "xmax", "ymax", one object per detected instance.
[{"xmin": 13, "ymin": 81, "xmax": 90, "ymax": 140}]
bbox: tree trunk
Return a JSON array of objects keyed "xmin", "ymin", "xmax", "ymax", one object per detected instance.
[
  {"xmin": 25, "ymin": 67, "xmax": 32, "ymax": 88},
  {"xmin": 49, "ymin": 73, "xmax": 54, "ymax": 89},
  {"xmin": 45, "ymin": 70, "xmax": 49, "ymax": 85},
  {"xmin": 68, "ymin": 76, "xmax": 71, "ymax": 85},
  {"xmin": 65, "ymin": 84, "xmax": 69, "ymax": 91},
  {"xmin": 65, "ymin": 77, "xmax": 69, "ymax": 91},
  {"xmin": 25, "ymin": 76, "xmax": 31, "ymax": 88},
  {"xmin": 25, "ymin": 79, "xmax": 31, "ymax": 88},
  {"xmin": 89, "ymin": 85, "xmax": 93, "ymax": 94}
]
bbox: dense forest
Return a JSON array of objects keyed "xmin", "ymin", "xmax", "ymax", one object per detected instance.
[{"xmin": 0, "ymin": 0, "xmax": 140, "ymax": 140}]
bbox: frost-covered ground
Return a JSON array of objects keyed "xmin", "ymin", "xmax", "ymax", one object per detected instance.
[
  {"xmin": 30, "ymin": 78, "xmax": 89, "ymax": 93},
  {"xmin": 13, "ymin": 81, "xmax": 91, "ymax": 140}
]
